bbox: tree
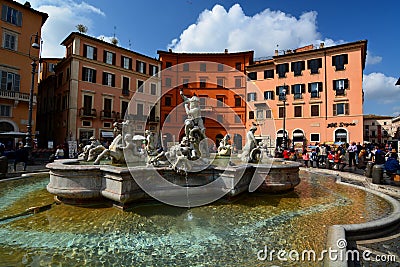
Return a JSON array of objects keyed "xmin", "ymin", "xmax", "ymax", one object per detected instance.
[{"xmin": 76, "ymin": 24, "xmax": 88, "ymax": 34}]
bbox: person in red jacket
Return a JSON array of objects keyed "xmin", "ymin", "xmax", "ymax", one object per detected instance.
[{"xmin": 283, "ymin": 149, "xmax": 290, "ymax": 160}]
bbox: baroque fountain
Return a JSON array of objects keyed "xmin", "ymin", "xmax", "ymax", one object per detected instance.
[{"xmin": 46, "ymin": 89, "xmax": 301, "ymax": 208}]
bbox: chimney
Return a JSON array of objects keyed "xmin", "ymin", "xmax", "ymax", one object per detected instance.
[
  {"xmin": 274, "ymin": 49, "xmax": 279, "ymax": 56},
  {"xmin": 168, "ymin": 48, "xmax": 172, "ymax": 52},
  {"xmin": 224, "ymin": 48, "xmax": 228, "ymax": 54},
  {"xmin": 319, "ymin": 42, "xmax": 325, "ymax": 49}
]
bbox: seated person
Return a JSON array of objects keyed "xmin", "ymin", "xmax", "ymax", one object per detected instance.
[{"xmin": 384, "ymin": 151, "xmax": 400, "ymax": 176}]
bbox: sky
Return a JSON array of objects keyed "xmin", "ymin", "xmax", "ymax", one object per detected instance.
[{"xmin": 19, "ymin": 0, "xmax": 400, "ymax": 116}]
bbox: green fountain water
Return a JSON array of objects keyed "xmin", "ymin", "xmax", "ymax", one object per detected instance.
[{"xmin": 0, "ymin": 171, "xmax": 391, "ymax": 266}]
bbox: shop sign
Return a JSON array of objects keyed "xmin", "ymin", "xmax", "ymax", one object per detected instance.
[{"xmin": 327, "ymin": 122, "xmax": 356, "ymax": 128}]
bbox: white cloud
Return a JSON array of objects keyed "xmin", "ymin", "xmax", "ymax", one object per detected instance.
[
  {"xmin": 366, "ymin": 51, "xmax": 382, "ymax": 65},
  {"xmin": 363, "ymin": 72, "xmax": 400, "ymax": 114},
  {"xmin": 16, "ymin": 0, "xmax": 105, "ymax": 58},
  {"xmin": 168, "ymin": 4, "xmax": 342, "ymax": 57}
]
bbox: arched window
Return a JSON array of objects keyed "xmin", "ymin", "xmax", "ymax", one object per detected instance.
[{"xmin": 334, "ymin": 129, "xmax": 347, "ymax": 143}]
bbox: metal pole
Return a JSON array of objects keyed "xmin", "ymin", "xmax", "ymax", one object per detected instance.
[
  {"xmin": 283, "ymin": 97, "xmax": 286, "ymax": 149},
  {"xmin": 25, "ymin": 60, "xmax": 37, "ymax": 149}
]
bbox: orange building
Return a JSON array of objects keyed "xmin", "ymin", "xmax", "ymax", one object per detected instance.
[
  {"xmin": 157, "ymin": 50, "xmax": 254, "ymax": 150},
  {"xmin": 0, "ymin": 0, "xmax": 47, "ymax": 148},
  {"xmin": 38, "ymin": 32, "xmax": 161, "ymax": 150},
  {"xmin": 246, "ymin": 40, "xmax": 367, "ymax": 151}
]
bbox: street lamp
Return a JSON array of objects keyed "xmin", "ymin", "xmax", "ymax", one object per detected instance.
[
  {"xmin": 281, "ymin": 85, "xmax": 287, "ymax": 149},
  {"xmin": 25, "ymin": 33, "xmax": 42, "ymax": 149}
]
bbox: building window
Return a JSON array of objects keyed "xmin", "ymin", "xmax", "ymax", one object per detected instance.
[
  {"xmin": 200, "ymin": 63, "xmax": 206, "ymax": 72},
  {"xmin": 333, "ymin": 79, "xmax": 349, "ymax": 96},
  {"xmin": 122, "ymin": 77, "xmax": 130, "ymax": 95},
  {"xmin": 0, "ymin": 71, "xmax": 20, "ymax": 91},
  {"xmin": 235, "ymin": 77, "xmax": 242, "ymax": 88},
  {"xmin": 266, "ymin": 109, "xmax": 272, "ymax": 118},
  {"xmin": 310, "ymin": 133, "xmax": 320, "ymax": 142},
  {"xmin": 276, "ymin": 63, "xmax": 289, "ymax": 78},
  {"xmin": 278, "ymin": 107, "xmax": 285, "ymax": 118},
  {"xmin": 104, "ymin": 51, "xmax": 115, "ymax": 65},
  {"xmin": 264, "ymin": 69, "xmax": 274, "ymax": 79},
  {"xmin": 137, "ymin": 80, "xmax": 144, "ymax": 92},
  {"xmin": 235, "ymin": 62, "xmax": 242, "ymax": 71},
  {"xmin": 137, "ymin": 103, "xmax": 144, "ymax": 116},
  {"xmin": 308, "ymin": 58, "xmax": 322, "ymax": 74},
  {"xmin": 311, "ymin": 105, "xmax": 319, "ymax": 117},
  {"xmin": 333, "ymin": 103, "xmax": 349, "ymax": 116},
  {"xmin": 200, "ymin": 78, "xmax": 206, "ymax": 88},
  {"xmin": 48, "ymin": 63, "xmax": 56, "ymax": 73},
  {"xmin": 249, "ymin": 111, "xmax": 254, "ymax": 120},
  {"xmin": 58, "ymin": 72, "xmax": 63, "ymax": 87},
  {"xmin": 102, "ymin": 72, "xmax": 115, "ymax": 87},
  {"xmin": 1, "ymin": 5, "xmax": 22, "ymax": 26},
  {"xmin": 235, "ymin": 115, "xmax": 242, "ymax": 123},
  {"xmin": 149, "ymin": 64, "xmax": 159, "ymax": 76},
  {"xmin": 332, "ymin": 54, "xmax": 348, "ymax": 71},
  {"xmin": 2, "ymin": 31, "xmax": 17, "ymax": 50},
  {"xmin": 217, "ymin": 77, "xmax": 224, "ymax": 88},
  {"xmin": 264, "ymin": 91, "xmax": 274, "ymax": 100},
  {"xmin": 82, "ymin": 95, "xmax": 93, "ymax": 115},
  {"xmin": 103, "ymin": 98, "xmax": 112, "ymax": 118},
  {"xmin": 247, "ymin": 93, "xmax": 257, "ymax": 102},
  {"xmin": 165, "ymin": 77, "xmax": 171, "ymax": 87},
  {"xmin": 82, "ymin": 67, "xmax": 96, "ymax": 83},
  {"xmin": 121, "ymin": 101, "xmax": 129, "ymax": 119},
  {"xmin": 235, "ymin": 96, "xmax": 242, "ymax": 107},
  {"xmin": 248, "ymin": 72, "xmax": 257, "ymax": 80},
  {"xmin": 216, "ymin": 96, "xmax": 224, "ymax": 107},
  {"xmin": 291, "ymin": 84, "xmax": 305, "ymax": 100},
  {"xmin": 182, "ymin": 78, "xmax": 189, "ymax": 88},
  {"xmin": 183, "ymin": 63, "xmax": 189, "ymax": 72},
  {"xmin": 165, "ymin": 62, "xmax": 172, "ymax": 68},
  {"xmin": 308, "ymin": 82, "xmax": 323, "ymax": 98},
  {"xmin": 83, "ymin": 44, "xmax": 97, "ymax": 60},
  {"xmin": 199, "ymin": 97, "xmax": 206, "ymax": 108},
  {"xmin": 291, "ymin": 61, "xmax": 305, "ymax": 76},
  {"xmin": 136, "ymin": 60, "xmax": 146, "ymax": 74},
  {"xmin": 276, "ymin": 85, "xmax": 289, "ymax": 101},
  {"xmin": 294, "ymin": 106, "xmax": 302, "ymax": 117},
  {"xmin": 256, "ymin": 110, "xmax": 264, "ymax": 120},
  {"xmin": 165, "ymin": 95, "xmax": 172, "ymax": 106},
  {"xmin": 121, "ymin": 56, "xmax": 132, "ymax": 70},
  {"xmin": 217, "ymin": 115, "xmax": 223, "ymax": 123},
  {"xmin": 0, "ymin": 105, "xmax": 11, "ymax": 117},
  {"xmin": 218, "ymin": 64, "xmax": 224, "ymax": 72},
  {"xmin": 150, "ymin": 83, "xmax": 157, "ymax": 95}
]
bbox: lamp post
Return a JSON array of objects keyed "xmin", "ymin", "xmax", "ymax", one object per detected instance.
[
  {"xmin": 282, "ymin": 85, "xmax": 287, "ymax": 149},
  {"xmin": 25, "ymin": 33, "xmax": 41, "ymax": 149}
]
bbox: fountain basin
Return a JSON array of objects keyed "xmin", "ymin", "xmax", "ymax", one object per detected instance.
[{"xmin": 46, "ymin": 158, "xmax": 301, "ymax": 207}]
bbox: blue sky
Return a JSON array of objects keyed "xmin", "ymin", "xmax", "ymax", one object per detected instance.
[{"xmin": 21, "ymin": 0, "xmax": 399, "ymax": 116}]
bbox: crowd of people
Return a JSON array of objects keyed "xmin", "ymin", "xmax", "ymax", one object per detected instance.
[{"xmin": 280, "ymin": 142, "xmax": 400, "ymax": 179}]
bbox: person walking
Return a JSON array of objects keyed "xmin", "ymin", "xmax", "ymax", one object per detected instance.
[
  {"xmin": 13, "ymin": 143, "xmax": 28, "ymax": 172},
  {"xmin": 347, "ymin": 142, "xmax": 357, "ymax": 168}
]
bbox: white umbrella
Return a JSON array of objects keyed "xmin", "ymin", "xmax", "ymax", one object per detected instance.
[{"xmin": 132, "ymin": 135, "xmax": 146, "ymax": 141}]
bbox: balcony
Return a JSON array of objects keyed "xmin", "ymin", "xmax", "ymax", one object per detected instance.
[
  {"xmin": 147, "ymin": 116, "xmax": 160, "ymax": 124},
  {"xmin": 101, "ymin": 110, "xmax": 118, "ymax": 120},
  {"xmin": 0, "ymin": 90, "xmax": 36, "ymax": 104},
  {"xmin": 79, "ymin": 108, "xmax": 97, "ymax": 118}
]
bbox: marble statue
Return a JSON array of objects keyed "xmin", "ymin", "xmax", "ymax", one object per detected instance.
[
  {"xmin": 93, "ymin": 133, "xmax": 140, "ymax": 165},
  {"xmin": 217, "ymin": 134, "xmax": 232, "ymax": 156},
  {"xmin": 240, "ymin": 126, "xmax": 262, "ymax": 163},
  {"xmin": 78, "ymin": 136, "xmax": 105, "ymax": 161}
]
